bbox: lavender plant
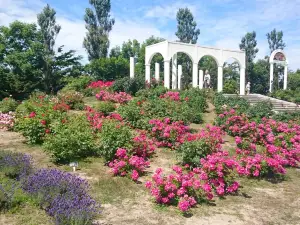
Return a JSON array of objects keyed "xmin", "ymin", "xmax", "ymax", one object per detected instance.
[
  {"xmin": 22, "ymin": 169, "xmax": 101, "ymax": 225},
  {"xmin": 0, "ymin": 182, "xmax": 17, "ymax": 211},
  {"xmin": 0, "ymin": 151, "xmax": 33, "ymax": 180}
]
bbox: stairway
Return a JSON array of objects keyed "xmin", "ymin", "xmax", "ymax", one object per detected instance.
[{"xmin": 223, "ymin": 94, "xmax": 300, "ymax": 112}]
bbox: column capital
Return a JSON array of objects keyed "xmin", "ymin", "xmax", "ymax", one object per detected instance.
[{"xmin": 218, "ymin": 65, "xmax": 223, "ymax": 68}]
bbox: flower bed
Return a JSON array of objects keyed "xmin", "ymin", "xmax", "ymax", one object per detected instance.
[
  {"xmin": 0, "ymin": 112, "xmax": 15, "ymax": 131},
  {"xmin": 96, "ymin": 90, "xmax": 132, "ymax": 104}
]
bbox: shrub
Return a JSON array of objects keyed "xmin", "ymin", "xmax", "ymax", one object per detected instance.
[
  {"xmin": 62, "ymin": 76, "xmax": 93, "ymax": 92},
  {"xmin": 272, "ymin": 111, "xmax": 300, "ymax": 123},
  {"xmin": 0, "ymin": 97, "xmax": 18, "ymax": 113},
  {"xmin": 87, "ymin": 80, "xmax": 114, "ymax": 89},
  {"xmin": 94, "ymin": 101, "xmax": 116, "ymax": 116},
  {"xmin": 95, "ymin": 90, "xmax": 132, "ymax": 104},
  {"xmin": 0, "ymin": 181, "xmax": 18, "ymax": 212},
  {"xmin": 43, "ymin": 115, "xmax": 97, "ymax": 163},
  {"xmin": 180, "ymin": 88, "xmax": 208, "ymax": 113},
  {"xmin": 21, "ymin": 168, "xmax": 101, "ymax": 225},
  {"xmin": 246, "ymin": 101, "xmax": 273, "ymax": 121},
  {"xmin": 0, "ymin": 112, "xmax": 15, "ymax": 131},
  {"xmin": 112, "ymin": 77, "xmax": 145, "ymax": 95},
  {"xmin": 136, "ymin": 86, "xmax": 168, "ymax": 99},
  {"xmin": 223, "ymin": 80, "xmax": 238, "ymax": 94},
  {"xmin": 214, "ymin": 93, "xmax": 249, "ymax": 114},
  {"xmin": 0, "ymin": 151, "xmax": 33, "ymax": 179},
  {"xmin": 98, "ymin": 119, "xmax": 133, "ymax": 162},
  {"xmin": 57, "ymin": 90, "xmax": 85, "ymax": 110}
]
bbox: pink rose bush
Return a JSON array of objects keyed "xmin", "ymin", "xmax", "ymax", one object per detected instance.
[
  {"xmin": 88, "ymin": 80, "xmax": 114, "ymax": 89},
  {"xmin": 159, "ymin": 92, "xmax": 181, "ymax": 101},
  {"xmin": 96, "ymin": 90, "xmax": 132, "ymax": 104},
  {"xmin": 0, "ymin": 112, "xmax": 15, "ymax": 130},
  {"xmin": 132, "ymin": 131, "xmax": 156, "ymax": 158},
  {"xmin": 149, "ymin": 118, "xmax": 190, "ymax": 148}
]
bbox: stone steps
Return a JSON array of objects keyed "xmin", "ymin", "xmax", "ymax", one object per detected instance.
[{"xmin": 223, "ymin": 94, "xmax": 300, "ymax": 112}]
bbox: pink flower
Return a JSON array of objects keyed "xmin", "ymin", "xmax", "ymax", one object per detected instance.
[
  {"xmin": 131, "ymin": 170, "xmax": 139, "ymax": 181},
  {"xmin": 178, "ymin": 200, "xmax": 190, "ymax": 212}
]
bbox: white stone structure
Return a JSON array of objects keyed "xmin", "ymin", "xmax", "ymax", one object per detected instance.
[
  {"xmin": 145, "ymin": 41, "xmax": 246, "ymax": 95},
  {"xmin": 130, "ymin": 57, "xmax": 135, "ymax": 78},
  {"xmin": 269, "ymin": 49, "xmax": 288, "ymax": 93}
]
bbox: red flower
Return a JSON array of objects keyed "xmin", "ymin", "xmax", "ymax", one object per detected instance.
[
  {"xmin": 29, "ymin": 112, "xmax": 36, "ymax": 118},
  {"xmin": 41, "ymin": 120, "xmax": 46, "ymax": 125},
  {"xmin": 45, "ymin": 129, "xmax": 51, "ymax": 134}
]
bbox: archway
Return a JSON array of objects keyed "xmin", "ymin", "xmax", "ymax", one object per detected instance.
[
  {"xmin": 269, "ymin": 50, "xmax": 288, "ymax": 92},
  {"xmin": 198, "ymin": 55, "xmax": 219, "ymax": 90},
  {"xmin": 148, "ymin": 52, "xmax": 164, "ymax": 82},
  {"xmin": 223, "ymin": 58, "xmax": 241, "ymax": 94}
]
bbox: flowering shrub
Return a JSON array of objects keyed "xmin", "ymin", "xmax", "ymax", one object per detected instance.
[
  {"xmin": 132, "ymin": 132, "xmax": 156, "ymax": 158},
  {"xmin": 94, "ymin": 101, "xmax": 116, "ymax": 116},
  {"xmin": 88, "ymin": 80, "xmax": 114, "ymax": 89},
  {"xmin": 149, "ymin": 118, "xmax": 190, "ymax": 148},
  {"xmin": 0, "ymin": 151, "xmax": 33, "ymax": 179},
  {"xmin": 44, "ymin": 115, "xmax": 97, "ymax": 163},
  {"xmin": 98, "ymin": 119, "xmax": 133, "ymax": 162},
  {"xmin": 22, "ymin": 169, "xmax": 100, "ymax": 225},
  {"xmin": 160, "ymin": 92, "xmax": 181, "ymax": 101},
  {"xmin": 96, "ymin": 90, "xmax": 132, "ymax": 104},
  {"xmin": 0, "ymin": 97, "xmax": 18, "ymax": 113},
  {"xmin": 109, "ymin": 148, "xmax": 150, "ymax": 181},
  {"xmin": 0, "ymin": 112, "xmax": 15, "ymax": 131},
  {"xmin": 57, "ymin": 90, "xmax": 85, "ymax": 110}
]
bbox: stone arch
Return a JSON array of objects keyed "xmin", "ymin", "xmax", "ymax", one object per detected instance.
[
  {"xmin": 197, "ymin": 54, "xmax": 220, "ymax": 67},
  {"xmin": 169, "ymin": 51, "xmax": 194, "ymax": 64},
  {"xmin": 147, "ymin": 51, "xmax": 165, "ymax": 65},
  {"xmin": 269, "ymin": 49, "xmax": 288, "ymax": 92}
]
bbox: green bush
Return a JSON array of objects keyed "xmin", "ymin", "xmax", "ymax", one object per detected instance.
[
  {"xmin": 176, "ymin": 140, "xmax": 212, "ymax": 167},
  {"xmin": 214, "ymin": 93, "xmax": 250, "ymax": 114},
  {"xmin": 112, "ymin": 77, "xmax": 145, "ymax": 95},
  {"xmin": 0, "ymin": 98, "xmax": 18, "ymax": 113},
  {"xmin": 94, "ymin": 102, "xmax": 116, "ymax": 115},
  {"xmin": 57, "ymin": 90, "xmax": 85, "ymax": 110},
  {"xmin": 223, "ymin": 80, "xmax": 238, "ymax": 94},
  {"xmin": 136, "ymin": 86, "xmax": 168, "ymax": 99},
  {"xmin": 246, "ymin": 101, "xmax": 273, "ymax": 121},
  {"xmin": 43, "ymin": 115, "xmax": 97, "ymax": 163},
  {"xmin": 62, "ymin": 75, "xmax": 93, "ymax": 92},
  {"xmin": 273, "ymin": 111, "xmax": 300, "ymax": 123},
  {"xmin": 98, "ymin": 119, "xmax": 133, "ymax": 162},
  {"xmin": 180, "ymin": 88, "xmax": 208, "ymax": 113}
]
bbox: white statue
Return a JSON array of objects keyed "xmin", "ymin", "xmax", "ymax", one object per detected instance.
[
  {"xmin": 204, "ymin": 70, "xmax": 211, "ymax": 89},
  {"xmin": 246, "ymin": 82, "xmax": 251, "ymax": 95}
]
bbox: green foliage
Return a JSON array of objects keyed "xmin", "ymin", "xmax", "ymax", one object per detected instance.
[
  {"xmin": 272, "ymin": 111, "xmax": 300, "ymax": 123},
  {"xmin": 223, "ymin": 80, "xmax": 238, "ymax": 94},
  {"xmin": 198, "ymin": 56, "xmax": 218, "ymax": 90},
  {"xmin": 62, "ymin": 75, "xmax": 93, "ymax": 92},
  {"xmin": 57, "ymin": 90, "xmax": 85, "ymax": 110},
  {"xmin": 98, "ymin": 119, "xmax": 133, "ymax": 162},
  {"xmin": 43, "ymin": 115, "xmax": 97, "ymax": 163},
  {"xmin": 87, "ymin": 57, "xmax": 129, "ymax": 81},
  {"xmin": 246, "ymin": 101, "xmax": 273, "ymax": 121},
  {"xmin": 176, "ymin": 140, "xmax": 211, "ymax": 167},
  {"xmin": 83, "ymin": 0, "xmax": 115, "ymax": 60},
  {"xmin": 112, "ymin": 77, "xmax": 145, "ymax": 95},
  {"xmin": 121, "ymin": 39, "xmax": 140, "ymax": 59},
  {"xmin": 214, "ymin": 93, "xmax": 250, "ymax": 114},
  {"xmin": 94, "ymin": 101, "xmax": 115, "ymax": 115},
  {"xmin": 136, "ymin": 86, "xmax": 168, "ymax": 99},
  {"xmin": 266, "ymin": 29, "xmax": 286, "ymax": 53},
  {"xmin": 180, "ymin": 88, "xmax": 208, "ymax": 113},
  {"xmin": 251, "ymin": 59, "xmax": 269, "ymax": 94},
  {"xmin": 270, "ymin": 89, "xmax": 300, "ymax": 104},
  {"xmin": 288, "ymin": 70, "xmax": 300, "ymax": 91},
  {"xmin": 0, "ymin": 98, "xmax": 18, "ymax": 113}
]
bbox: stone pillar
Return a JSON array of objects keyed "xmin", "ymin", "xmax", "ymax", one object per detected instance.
[
  {"xmin": 164, "ymin": 60, "xmax": 170, "ymax": 89},
  {"xmin": 130, "ymin": 57, "xmax": 135, "ymax": 78},
  {"xmin": 199, "ymin": 70, "xmax": 204, "ymax": 89},
  {"xmin": 155, "ymin": 63, "xmax": 160, "ymax": 81},
  {"xmin": 217, "ymin": 66, "xmax": 223, "ymax": 92},
  {"xmin": 240, "ymin": 67, "xmax": 246, "ymax": 95},
  {"xmin": 284, "ymin": 64, "xmax": 288, "ymax": 90},
  {"xmin": 145, "ymin": 64, "xmax": 151, "ymax": 83},
  {"xmin": 178, "ymin": 65, "xmax": 182, "ymax": 90},
  {"xmin": 172, "ymin": 53, "xmax": 178, "ymax": 89},
  {"xmin": 192, "ymin": 63, "xmax": 198, "ymax": 88},
  {"xmin": 269, "ymin": 63, "xmax": 274, "ymax": 92}
]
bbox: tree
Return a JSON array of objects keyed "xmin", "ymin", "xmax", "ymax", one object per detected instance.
[
  {"xmin": 252, "ymin": 59, "xmax": 270, "ymax": 94},
  {"xmin": 83, "ymin": 0, "xmax": 115, "ymax": 60},
  {"xmin": 239, "ymin": 31, "xmax": 259, "ymax": 81},
  {"xmin": 0, "ymin": 21, "xmax": 44, "ymax": 98},
  {"xmin": 109, "ymin": 46, "xmax": 121, "ymax": 58},
  {"xmin": 175, "ymin": 8, "xmax": 200, "ymax": 44},
  {"xmin": 121, "ymin": 39, "xmax": 140, "ymax": 59},
  {"xmin": 267, "ymin": 29, "xmax": 286, "ymax": 54}
]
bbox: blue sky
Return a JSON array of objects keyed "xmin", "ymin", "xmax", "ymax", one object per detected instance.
[{"xmin": 1, "ymin": 0, "xmax": 300, "ymax": 70}]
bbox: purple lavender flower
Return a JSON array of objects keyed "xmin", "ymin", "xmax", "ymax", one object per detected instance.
[{"xmin": 22, "ymin": 169, "xmax": 101, "ymax": 225}]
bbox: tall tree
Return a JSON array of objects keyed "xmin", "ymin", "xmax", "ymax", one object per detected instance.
[
  {"xmin": 239, "ymin": 31, "xmax": 259, "ymax": 81},
  {"xmin": 267, "ymin": 29, "xmax": 286, "ymax": 53},
  {"xmin": 175, "ymin": 8, "xmax": 200, "ymax": 44},
  {"xmin": 84, "ymin": 0, "xmax": 115, "ymax": 60},
  {"xmin": 109, "ymin": 46, "xmax": 121, "ymax": 58},
  {"xmin": 121, "ymin": 39, "xmax": 140, "ymax": 59}
]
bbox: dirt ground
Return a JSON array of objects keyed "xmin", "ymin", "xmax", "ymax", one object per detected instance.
[{"xmin": 1, "ymin": 104, "xmax": 300, "ymax": 225}]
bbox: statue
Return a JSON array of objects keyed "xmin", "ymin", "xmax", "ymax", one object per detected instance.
[
  {"xmin": 246, "ymin": 82, "xmax": 251, "ymax": 95},
  {"xmin": 204, "ymin": 70, "xmax": 211, "ymax": 89}
]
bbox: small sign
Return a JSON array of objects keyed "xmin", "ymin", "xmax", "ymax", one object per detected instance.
[{"xmin": 69, "ymin": 162, "xmax": 78, "ymax": 172}]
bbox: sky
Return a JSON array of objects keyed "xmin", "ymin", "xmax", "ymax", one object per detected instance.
[{"xmin": 0, "ymin": 0, "xmax": 300, "ymax": 70}]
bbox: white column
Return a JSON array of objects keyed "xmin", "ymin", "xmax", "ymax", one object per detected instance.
[
  {"xmin": 164, "ymin": 60, "xmax": 170, "ymax": 89},
  {"xmin": 199, "ymin": 70, "xmax": 204, "ymax": 89},
  {"xmin": 172, "ymin": 53, "xmax": 177, "ymax": 89},
  {"xmin": 240, "ymin": 67, "xmax": 246, "ymax": 95},
  {"xmin": 269, "ymin": 63, "xmax": 274, "ymax": 92},
  {"xmin": 145, "ymin": 64, "xmax": 151, "ymax": 83},
  {"xmin": 178, "ymin": 65, "xmax": 182, "ymax": 90},
  {"xmin": 192, "ymin": 63, "xmax": 198, "ymax": 88},
  {"xmin": 155, "ymin": 63, "xmax": 160, "ymax": 81},
  {"xmin": 284, "ymin": 64, "xmax": 288, "ymax": 90},
  {"xmin": 218, "ymin": 66, "xmax": 223, "ymax": 92},
  {"xmin": 130, "ymin": 57, "xmax": 135, "ymax": 78}
]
